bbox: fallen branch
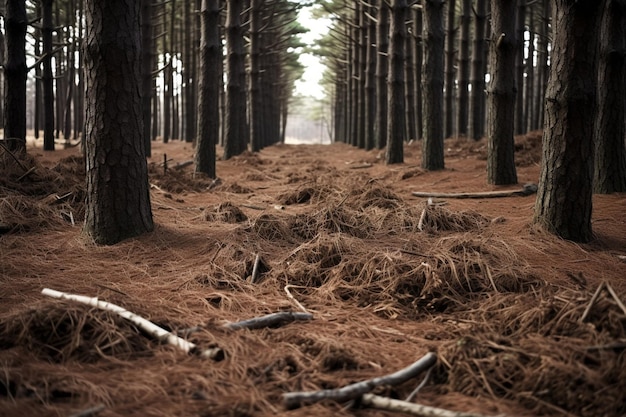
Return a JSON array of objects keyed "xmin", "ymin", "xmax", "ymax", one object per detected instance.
[
  {"xmin": 283, "ymin": 352, "xmax": 437, "ymax": 409},
  {"xmin": 248, "ymin": 253, "xmax": 261, "ymax": 283},
  {"xmin": 605, "ymin": 282, "xmax": 626, "ymax": 316},
  {"xmin": 580, "ymin": 282, "xmax": 606, "ymax": 323},
  {"xmin": 41, "ymin": 288, "xmax": 223, "ymax": 360},
  {"xmin": 412, "ymin": 183, "xmax": 537, "ymax": 199},
  {"xmin": 360, "ymin": 394, "xmax": 503, "ymax": 417},
  {"xmin": 174, "ymin": 160, "xmax": 194, "ymax": 170},
  {"xmin": 224, "ymin": 311, "xmax": 313, "ymax": 331},
  {"xmin": 284, "ymin": 285, "xmax": 309, "ymax": 313},
  {"xmin": 69, "ymin": 404, "xmax": 106, "ymax": 417}
]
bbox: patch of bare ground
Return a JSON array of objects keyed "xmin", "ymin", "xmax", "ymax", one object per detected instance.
[{"xmin": 1, "ymin": 133, "xmax": 625, "ymax": 417}]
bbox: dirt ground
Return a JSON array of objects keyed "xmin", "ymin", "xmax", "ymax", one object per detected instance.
[{"xmin": 1, "ymin": 133, "xmax": 625, "ymax": 417}]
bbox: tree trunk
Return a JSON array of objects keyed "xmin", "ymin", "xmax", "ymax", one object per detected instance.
[
  {"xmin": 385, "ymin": 0, "xmax": 408, "ymax": 164},
  {"xmin": 195, "ymin": 0, "xmax": 220, "ymax": 178},
  {"xmin": 534, "ymin": 0, "xmax": 605, "ymax": 242},
  {"xmin": 249, "ymin": 0, "xmax": 263, "ymax": 152},
  {"xmin": 356, "ymin": 3, "xmax": 366, "ymax": 149},
  {"xmin": 413, "ymin": 7, "xmax": 423, "ymax": 141},
  {"xmin": 593, "ymin": 0, "xmax": 626, "ymax": 193},
  {"xmin": 443, "ymin": 0, "xmax": 456, "ymax": 138},
  {"xmin": 141, "ymin": 0, "xmax": 153, "ymax": 156},
  {"xmin": 83, "ymin": 0, "xmax": 154, "ymax": 245},
  {"xmin": 404, "ymin": 18, "xmax": 417, "ymax": 143},
  {"xmin": 421, "ymin": 0, "xmax": 445, "ymax": 170},
  {"xmin": 456, "ymin": 0, "xmax": 470, "ymax": 137},
  {"xmin": 183, "ymin": 0, "xmax": 195, "ymax": 143},
  {"xmin": 42, "ymin": 0, "xmax": 55, "ymax": 151},
  {"xmin": 469, "ymin": 0, "xmax": 487, "ymax": 140},
  {"xmin": 364, "ymin": 3, "xmax": 377, "ymax": 150},
  {"xmin": 514, "ymin": 0, "xmax": 526, "ymax": 135},
  {"xmin": 223, "ymin": 0, "xmax": 247, "ymax": 159},
  {"xmin": 375, "ymin": 0, "xmax": 389, "ymax": 150},
  {"xmin": 4, "ymin": 0, "xmax": 27, "ymax": 155},
  {"xmin": 486, "ymin": 0, "xmax": 518, "ymax": 185}
]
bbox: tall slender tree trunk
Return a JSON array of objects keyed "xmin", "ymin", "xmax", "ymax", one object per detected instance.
[
  {"xmin": 469, "ymin": 0, "xmax": 487, "ymax": 140},
  {"xmin": 195, "ymin": 0, "xmax": 220, "ymax": 178},
  {"xmin": 356, "ymin": 3, "xmax": 366, "ymax": 149},
  {"xmin": 249, "ymin": 0, "xmax": 263, "ymax": 152},
  {"xmin": 223, "ymin": 0, "xmax": 247, "ymax": 159},
  {"xmin": 375, "ymin": 0, "xmax": 389, "ymax": 150},
  {"xmin": 514, "ymin": 0, "xmax": 526, "ymax": 135},
  {"xmin": 183, "ymin": 1, "xmax": 195, "ymax": 143},
  {"xmin": 404, "ymin": 20, "xmax": 417, "ymax": 143},
  {"xmin": 456, "ymin": 0, "xmax": 470, "ymax": 136},
  {"xmin": 42, "ymin": 0, "xmax": 55, "ymax": 151},
  {"xmin": 444, "ymin": 0, "xmax": 456, "ymax": 138},
  {"xmin": 534, "ymin": 0, "xmax": 605, "ymax": 242},
  {"xmin": 84, "ymin": 0, "xmax": 153, "ymax": 245},
  {"xmin": 386, "ymin": 0, "xmax": 408, "ymax": 164},
  {"xmin": 413, "ymin": 7, "xmax": 423, "ymax": 140},
  {"xmin": 4, "ymin": 0, "xmax": 27, "ymax": 155},
  {"xmin": 593, "ymin": 0, "xmax": 626, "ymax": 193},
  {"xmin": 421, "ymin": 0, "xmax": 445, "ymax": 170},
  {"xmin": 486, "ymin": 0, "xmax": 518, "ymax": 185},
  {"xmin": 524, "ymin": 12, "xmax": 535, "ymax": 133},
  {"xmin": 364, "ymin": 3, "xmax": 377, "ymax": 150}
]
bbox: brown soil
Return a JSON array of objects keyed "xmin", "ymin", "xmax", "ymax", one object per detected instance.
[{"xmin": 1, "ymin": 133, "xmax": 625, "ymax": 417}]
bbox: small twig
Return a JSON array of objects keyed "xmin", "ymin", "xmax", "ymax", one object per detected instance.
[
  {"xmin": 417, "ymin": 207, "xmax": 427, "ymax": 231},
  {"xmin": 485, "ymin": 265, "xmax": 499, "ymax": 293},
  {"xmin": 0, "ymin": 140, "xmax": 29, "ymax": 172},
  {"xmin": 349, "ymin": 163, "xmax": 373, "ymax": 169},
  {"xmin": 580, "ymin": 282, "xmax": 606, "ymax": 323},
  {"xmin": 174, "ymin": 160, "xmax": 193, "ymax": 170},
  {"xmin": 240, "ymin": 204, "xmax": 266, "ymax": 210},
  {"xmin": 94, "ymin": 283, "xmax": 129, "ymax": 297},
  {"xmin": 16, "ymin": 166, "xmax": 37, "ymax": 181},
  {"xmin": 224, "ymin": 311, "xmax": 313, "ymax": 331},
  {"xmin": 604, "ymin": 283, "xmax": 626, "ymax": 316},
  {"xmin": 69, "ymin": 404, "xmax": 106, "ymax": 417},
  {"xmin": 361, "ymin": 394, "xmax": 501, "ymax": 417},
  {"xmin": 249, "ymin": 253, "xmax": 261, "ymax": 283},
  {"xmin": 283, "ymin": 352, "xmax": 437, "ymax": 409},
  {"xmin": 405, "ymin": 367, "xmax": 432, "ymax": 402},
  {"xmin": 284, "ymin": 285, "xmax": 309, "ymax": 313},
  {"xmin": 586, "ymin": 341, "xmax": 626, "ymax": 351}
]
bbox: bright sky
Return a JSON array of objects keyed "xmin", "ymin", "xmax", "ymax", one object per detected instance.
[{"xmin": 295, "ymin": 7, "xmax": 328, "ymax": 99}]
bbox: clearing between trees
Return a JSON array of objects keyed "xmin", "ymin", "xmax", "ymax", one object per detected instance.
[{"xmin": 1, "ymin": 134, "xmax": 625, "ymax": 417}]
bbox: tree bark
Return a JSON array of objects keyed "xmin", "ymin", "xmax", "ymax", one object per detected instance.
[
  {"xmin": 486, "ymin": 0, "xmax": 518, "ymax": 185},
  {"xmin": 375, "ymin": 0, "xmax": 389, "ymax": 149},
  {"xmin": 514, "ymin": 0, "xmax": 526, "ymax": 135},
  {"xmin": 249, "ymin": 0, "xmax": 262, "ymax": 152},
  {"xmin": 533, "ymin": 0, "xmax": 605, "ymax": 242},
  {"xmin": 42, "ymin": 0, "xmax": 55, "ymax": 151},
  {"xmin": 443, "ymin": 0, "xmax": 456, "ymax": 138},
  {"xmin": 140, "ymin": 0, "xmax": 153, "ymax": 156},
  {"xmin": 456, "ymin": 0, "xmax": 470, "ymax": 137},
  {"xmin": 4, "ymin": 0, "xmax": 27, "ymax": 155},
  {"xmin": 413, "ymin": 7, "xmax": 423, "ymax": 141},
  {"xmin": 421, "ymin": 0, "xmax": 445, "ymax": 170},
  {"xmin": 593, "ymin": 0, "xmax": 626, "ymax": 193},
  {"xmin": 364, "ymin": 3, "xmax": 377, "ymax": 150},
  {"xmin": 386, "ymin": 0, "xmax": 408, "ymax": 164},
  {"xmin": 469, "ymin": 0, "xmax": 486, "ymax": 140},
  {"xmin": 194, "ymin": 0, "xmax": 220, "ymax": 178},
  {"xmin": 83, "ymin": 0, "xmax": 154, "ymax": 245}
]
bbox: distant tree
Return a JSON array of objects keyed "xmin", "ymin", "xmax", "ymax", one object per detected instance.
[
  {"xmin": 375, "ymin": 0, "xmax": 389, "ymax": 150},
  {"xmin": 223, "ymin": 0, "xmax": 247, "ymax": 159},
  {"xmin": 486, "ymin": 0, "xmax": 517, "ymax": 185},
  {"xmin": 534, "ymin": 0, "xmax": 605, "ymax": 242},
  {"xmin": 468, "ymin": 0, "xmax": 487, "ymax": 140},
  {"xmin": 195, "ymin": 0, "xmax": 221, "ymax": 178},
  {"xmin": 593, "ymin": 0, "xmax": 626, "ymax": 193},
  {"xmin": 386, "ymin": 0, "xmax": 408, "ymax": 164},
  {"xmin": 4, "ymin": 0, "xmax": 27, "ymax": 155},
  {"xmin": 443, "ymin": 0, "xmax": 456, "ymax": 138},
  {"xmin": 141, "ymin": 0, "xmax": 154, "ymax": 156},
  {"xmin": 456, "ymin": 0, "xmax": 470, "ymax": 136},
  {"xmin": 364, "ymin": 2, "xmax": 376, "ymax": 150},
  {"xmin": 421, "ymin": 0, "xmax": 445, "ymax": 170},
  {"xmin": 83, "ymin": 0, "xmax": 154, "ymax": 244}
]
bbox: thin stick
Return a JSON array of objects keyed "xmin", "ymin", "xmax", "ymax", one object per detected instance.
[
  {"xmin": 405, "ymin": 367, "xmax": 432, "ymax": 402},
  {"xmin": 41, "ymin": 288, "xmax": 223, "ymax": 360},
  {"xmin": 283, "ymin": 352, "xmax": 437, "ymax": 409},
  {"xmin": 69, "ymin": 404, "xmax": 106, "ymax": 417},
  {"xmin": 224, "ymin": 311, "xmax": 313, "ymax": 331},
  {"xmin": 604, "ymin": 283, "xmax": 626, "ymax": 316},
  {"xmin": 249, "ymin": 253, "xmax": 261, "ymax": 283},
  {"xmin": 580, "ymin": 282, "xmax": 605, "ymax": 323},
  {"xmin": 361, "ymin": 394, "xmax": 501, "ymax": 417},
  {"xmin": 284, "ymin": 285, "xmax": 309, "ymax": 313},
  {"xmin": 16, "ymin": 166, "xmax": 37, "ymax": 181},
  {"xmin": 411, "ymin": 183, "xmax": 537, "ymax": 199},
  {"xmin": 485, "ymin": 265, "xmax": 499, "ymax": 293},
  {"xmin": 417, "ymin": 207, "xmax": 427, "ymax": 231}
]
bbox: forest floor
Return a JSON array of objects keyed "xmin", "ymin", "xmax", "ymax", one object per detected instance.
[{"xmin": 1, "ymin": 133, "xmax": 625, "ymax": 417}]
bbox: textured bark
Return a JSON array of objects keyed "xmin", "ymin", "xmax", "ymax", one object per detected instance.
[
  {"xmin": 456, "ymin": 0, "xmax": 470, "ymax": 136},
  {"xmin": 593, "ymin": 0, "xmax": 626, "ymax": 193},
  {"xmin": 486, "ymin": 0, "xmax": 518, "ymax": 185},
  {"xmin": 375, "ymin": 0, "xmax": 389, "ymax": 149},
  {"xmin": 42, "ymin": 0, "xmax": 55, "ymax": 151},
  {"xmin": 364, "ymin": 4, "xmax": 377, "ymax": 150},
  {"xmin": 534, "ymin": 0, "xmax": 604, "ymax": 242},
  {"xmin": 421, "ymin": 0, "xmax": 445, "ymax": 170},
  {"xmin": 140, "ymin": 0, "xmax": 153, "ymax": 156},
  {"xmin": 404, "ymin": 20, "xmax": 417, "ymax": 143},
  {"xmin": 3, "ymin": 0, "xmax": 27, "ymax": 154},
  {"xmin": 443, "ymin": 0, "xmax": 456, "ymax": 138},
  {"xmin": 514, "ymin": 0, "xmax": 525, "ymax": 135},
  {"xmin": 223, "ymin": 0, "xmax": 247, "ymax": 159},
  {"xmin": 183, "ymin": 1, "xmax": 195, "ymax": 143},
  {"xmin": 385, "ymin": 0, "xmax": 408, "ymax": 164},
  {"xmin": 83, "ymin": 0, "xmax": 154, "ymax": 245},
  {"xmin": 249, "ymin": 0, "xmax": 263, "ymax": 152},
  {"xmin": 413, "ymin": 7, "xmax": 423, "ymax": 141},
  {"xmin": 357, "ymin": 3, "xmax": 366, "ymax": 149},
  {"xmin": 194, "ymin": 0, "xmax": 220, "ymax": 178},
  {"xmin": 469, "ymin": 0, "xmax": 486, "ymax": 140}
]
